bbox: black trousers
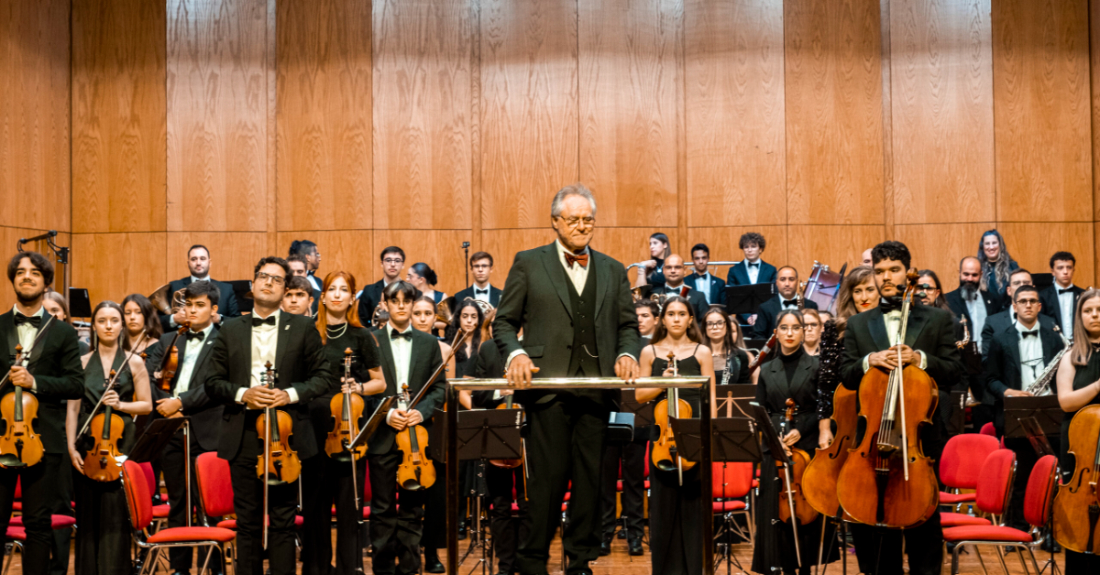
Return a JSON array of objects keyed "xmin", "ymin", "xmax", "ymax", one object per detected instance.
[
  {"xmin": 368, "ymin": 450, "xmax": 428, "ymax": 575},
  {"xmin": 229, "ymin": 420, "xmax": 299, "ymax": 575},
  {"xmin": 161, "ymin": 429, "xmax": 219, "ymax": 572},
  {"xmin": 73, "ymin": 471, "xmax": 131, "ymax": 575},
  {"xmin": 516, "ymin": 397, "xmax": 608, "ymax": 575},
  {"xmin": 47, "ymin": 452, "xmax": 74, "ymax": 575},
  {"xmin": 300, "ymin": 454, "xmax": 366, "ymax": 575},
  {"xmin": 1003, "ymin": 436, "xmax": 1040, "ymax": 530},
  {"xmin": 486, "ymin": 464, "xmax": 529, "ymax": 574},
  {"xmin": 0, "ymin": 453, "xmax": 63, "ymax": 575},
  {"xmin": 598, "ymin": 440, "xmax": 645, "ymax": 540},
  {"xmin": 850, "ymin": 511, "xmax": 943, "ymax": 575}
]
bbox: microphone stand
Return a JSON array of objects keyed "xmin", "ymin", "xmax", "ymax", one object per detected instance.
[{"xmin": 462, "ymin": 242, "xmax": 471, "ymax": 287}]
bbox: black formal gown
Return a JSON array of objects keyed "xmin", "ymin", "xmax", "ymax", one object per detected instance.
[
  {"xmin": 1060, "ymin": 345, "xmax": 1100, "ymax": 573},
  {"xmin": 74, "ymin": 351, "xmax": 137, "ymax": 575}
]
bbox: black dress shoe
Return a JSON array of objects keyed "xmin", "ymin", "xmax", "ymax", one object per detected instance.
[
  {"xmin": 599, "ymin": 533, "xmax": 613, "ymax": 556},
  {"xmin": 628, "ymin": 537, "xmax": 644, "ymax": 556},
  {"xmin": 617, "ymin": 528, "xmax": 627, "ymax": 539},
  {"xmin": 423, "ymin": 554, "xmax": 446, "ymax": 574},
  {"xmin": 457, "ymin": 521, "xmax": 468, "ymax": 541}
]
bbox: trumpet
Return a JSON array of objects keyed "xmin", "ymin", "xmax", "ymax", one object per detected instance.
[{"xmin": 149, "ymin": 284, "xmax": 187, "ymax": 315}]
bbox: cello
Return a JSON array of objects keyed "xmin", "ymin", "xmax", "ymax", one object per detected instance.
[
  {"xmin": 0, "ymin": 344, "xmax": 44, "ymax": 468},
  {"xmin": 1052, "ymin": 404, "xmax": 1100, "ymax": 553},
  {"xmin": 255, "ymin": 361, "xmax": 301, "ymax": 549},
  {"xmin": 651, "ymin": 350, "xmax": 695, "ymax": 484},
  {"xmin": 836, "ymin": 271, "xmax": 939, "ymax": 528},
  {"xmin": 802, "ymin": 319, "xmax": 857, "ymax": 518}
]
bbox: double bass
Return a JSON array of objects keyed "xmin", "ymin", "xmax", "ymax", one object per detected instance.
[
  {"xmin": 651, "ymin": 350, "xmax": 695, "ymax": 485},
  {"xmin": 0, "ymin": 344, "xmax": 44, "ymax": 468},
  {"xmin": 802, "ymin": 320, "xmax": 857, "ymax": 518},
  {"xmin": 255, "ymin": 361, "xmax": 301, "ymax": 549},
  {"xmin": 1052, "ymin": 404, "xmax": 1100, "ymax": 553},
  {"xmin": 836, "ymin": 271, "xmax": 939, "ymax": 528}
]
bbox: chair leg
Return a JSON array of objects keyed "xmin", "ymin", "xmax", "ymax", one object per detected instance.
[
  {"xmin": 1014, "ymin": 545, "xmax": 1030, "ymax": 575},
  {"xmin": 951, "ymin": 543, "xmax": 961, "ymax": 575},
  {"xmin": 2, "ymin": 541, "xmax": 21, "ymax": 575},
  {"xmin": 1027, "ymin": 547, "xmax": 1042, "ymax": 575},
  {"xmin": 994, "ymin": 546, "xmax": 1011, "ymax": 575},
  {"xmin": 198, "ymin": 544, "xmax": 215, "ymax": 575},
  {"xmin": 975, "ymin": 546, "xmax": 990, "ymax": 575}
]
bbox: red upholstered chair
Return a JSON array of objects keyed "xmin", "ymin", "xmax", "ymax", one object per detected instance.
[
  {"xmin": 122, "ymin": 459, "xmax": 235, "ymax": 575},
  {"xmin": 139, "ymin": 461, "xmax": 171, "ymax": 530},
  {"xmin": 941, "ymin": 448, "xmax": 1016, "ymax": 529},
  {"xmin": 939, "ymin": 433, "xmax": 1000, "ymax": 512},
  {"xmin": 979, "ymin": 422, "xmax": 997, "ymax": 437},
  {"xmin": 713, "ymin": 461, "xmax": 756, "ymax": 558},
  {"xmin": 2, "ymin": 526, "xmax": 26, "ymax": 575}
]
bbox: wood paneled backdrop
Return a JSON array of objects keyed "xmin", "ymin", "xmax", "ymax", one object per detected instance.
[{"xmin": 4, "ymin": 0, "xmax": 1100, "ymax": 309}]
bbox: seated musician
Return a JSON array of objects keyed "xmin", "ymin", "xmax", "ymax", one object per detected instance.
[
  {"xmin": 657, "ymin": 254, "xmax": 708, "ymax": 322},
  {"xmin": 281, "ymin": 275, "xmax": 315, "ymax": 316},
  {"xmin": 287, "ymin": 253, "xmax": 320, "ymax": 316},
  {"xmin": 121, "ymin": 293, "xmax": 162, "ymax": 353},
  {"xmin": 980, "ymin": 269, "xmax": 1054, "ymax": 356},
  {"xmin": 839, "ymin": 241, "xmax": 962, "ymax": 575},
  {"xmin": 160, "ymin": 245, "xmax": 239, "ymax": 332},
  {"xmin": 202, "ymin": 256, "xmax": 334, "ymax": 575},
  {"xmin": 355, "ymin": 246, "xmax": 406, "ymax": 328},
  {"xmin": 453, "ymin": 251, "xmax": 503, "ymax": 307},
  {"xmin": 750, "ymin": 266, "xmax": 819, "ymax": 339},
  {"xmin": 684, "ymin": 243, "xmax": 726, "ymax": 306}
]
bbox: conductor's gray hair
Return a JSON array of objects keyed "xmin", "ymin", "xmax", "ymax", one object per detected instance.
[{"xmin": 550, "ymin": 184, "xmax": 598, "ymax": 218}]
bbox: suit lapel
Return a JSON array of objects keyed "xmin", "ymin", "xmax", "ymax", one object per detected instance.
[
  {"xmin": 867, "ymin": 310, "xmax": 892, "ymax": 351},
  {"xmin": 735, "ymin": 263, "xmax": 748, "ymax": 285},
  {"xmin": 790, "ymin": 354, "xmax": 815, "ymax": 399},
  {"xmin": 540, "ymin": 244, "xmax": 573, "ymax": 318},
  {"xmin": 376, "ymin": 332, "xmax": 397, "ymax": 394},
  {"xmin": 593, "ymin": 251, "xmax": 610, "ymax": 319},
  {"xmin": 1041, "ymin": 328, "xmax": 1062, "ymax": 363},
  {"xmin": 410, "ymin": 334, "xmax": 429, "ymax": 389},
  {"xmin": 903, "ymin": 307, "xmax": 929, "ymax": 348},
  {"xmin": 0, "ymin": 313, "xmax": 15, "ymax": 359},
  {"xmin": 23, "ymin": 314, "xmax": 56, "ymax": 371},
  {"xmin": 274, "ymin": 313, "xmax": 291, "ymax": 378},
  {"xmin": 192, "ymin": 326, "xmax": 219, "ymax": 377},
  {"xmin": 1004, "ymin": 330, "xmax": 1022, "ymax": 381},
  {"xmin": 768, "ymin": 358, "xmax": 789, "ymax": 398}
]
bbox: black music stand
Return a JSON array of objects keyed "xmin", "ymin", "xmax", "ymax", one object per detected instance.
[
  {"xmin": 68, "ymin": 288, "xmax": 91, "ymax": 319},
  {"xmin": 616, "ymin": 389, "xmax": 654, "ymax": 442},
  {"xmin": 129, "ymin": 417, "xmax": 188, "ymax": 463},
  {"xmin": 714, "ymin": 384, "xmax": 756, "ymax": 419},
  {"xmin": 725, "ymin": 284, "xmax": 774, "ymax": 316},
  {"xmin": 670, "ymin": 416, "xmax": 760, "ymax": 464},
  {"xmin": 1004, "ymin": 396, "xmax": 1062, "ymax": 442},
  {"xmin": 349, "ymin": 396, "xmax": 397, "ymax": 450},
  {"xmin": 428, "ymin": 408, "xmax": 523, "ymax": 462}
]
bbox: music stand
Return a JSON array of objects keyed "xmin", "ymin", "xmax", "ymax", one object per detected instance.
[
  {"xmin": 228, "ymin": 280, "xmax": 254, "ymax": 315},
  {"xmin": 68, "ymin": 287, "xmax": 91, "ymax": 319},
  {"xmin": 748, "ymin": 402, "xmax": 791, "ymax": 465},
  {"xmin": 349, "ymin": 396, "xmax": 398, "ymax": 450},
  {"xmin": 616, "ymin": 389, "xmax": 654, "ymax": 442},
  {"xmin": 670, "ymin": 416, "xmax": 761, "ymax": 464},
  {"xmin": 1032, "ymin": 273, "xmax": 1055, "ymax": 290},
  {"xmin": 714, "ymin": 384, "xmax": 756, "ymax": 419},
  {"xmin": 427, "ymin": 408, "xmax": 523, "ymax": 462},
  {"xmin": 1004, "ymin": 396, "xmax": 1062, "ymax": 441},
  {"xmin": 725, "ymin": 284, "xmax": 773, "ymax": 316}
]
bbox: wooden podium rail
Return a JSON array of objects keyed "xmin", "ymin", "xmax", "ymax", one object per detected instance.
[{"xmin": 445, "ymin": 377, "xmax": 713, "ymax": 575}]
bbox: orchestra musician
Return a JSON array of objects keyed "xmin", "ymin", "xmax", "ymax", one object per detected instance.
[
  {"xmin": 300, "ymin": 271, "xmax": 384, "ymax": 575},
  {"xmin": 202, "ymin": 256, "xmax": 334, "ymax": 575},
  {"xmin": 288, "ymin": 239, "xmax": 323, "ymax": 293},
  {"xmin": 980, "ymin": 269, "xmax": 1051, "ymax": 356},
  {"xmin": 287, "ymin": 254, "xmax": 321, "ymax": 317},
  {"xmin": 1040, "ymin": 251, "xmax": 1084, "ymax": 339},
  {"xmin": 494, "ymin": 184, "xmax": 640, "ymax": 575},
  {"xmin": 725, "ymin": 232, "xmax": 776, "ymax": 287},
  {"xmin": 634, "ymin": 233, "xmax": 671, "ymax": 288},
  {"xmin": 684, "ymin": 243, "xmax": 726, "ymax": 306},
  {"xmin": 635, "ymin": 296, "xmax": 715, "ymax": 575},
  {"xmin": 66, "ymin": 301, "xmax": 152, "ymax": 575},
  {"xmin": 282, "ymin": 276, "xmax": 315, "ymax": 316},
  {"xmin": 977, "ymin": 230, "xmax": 1019, "ymax": 307},
  {"xmin": 835, "ymin": 265, "xmax": 879, "ymax": 327},
  {"xmin": 453, "ymin": 252, "xmax": 503, "ymax": 307},
  {"xmin": 357, "ymin": 246, "xmax": 406, "ymax": 327},
  {"xmin": 1054, "ymin": 288, "xmax": 1100, "ymax": 572},
  {"xmin": 840, "ymin": 241, "xmax": 962, "ymax": 575},
  {"xmin": 121, "ymin": 294, "xmax": 161, "ymax": 353},
  {"xmin": 703, "ymin": 308, "xmax": 751, "ymax": 385},
  {"xmin": 944, "ymin": 257, "xmax": 1002, "ymax": 350},
  {"xmin": 0, "ymin": 253, "xmax": 84, "ymax": 575},
  {"xmin": 159, "ymin": 245, "xmax": 239, "ymax": 332},
  {"xmin": 802, "ymin": 309, "xmax": 823, "ymax": 356},
  {"xmin": 750, "ymin": 266, "xmax": 819, "ymax": 339}
]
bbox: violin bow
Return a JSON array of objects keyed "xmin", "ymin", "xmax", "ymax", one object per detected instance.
[
  {"xmin": 0, "ymin": 315, "xmax": 56, "ymax": 393},
  {"xmin": 76, "ymin": 329, "xmax": 145, "ymax": 439}
]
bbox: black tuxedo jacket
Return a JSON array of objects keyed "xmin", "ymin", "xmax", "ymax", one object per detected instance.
[
  {"xmin": 1039, "ymin": 284, "xmax": 1084, "ymax": 332},
  {"xmin": 840, "ymin": 304, "xmax": 963, "ymax": 393},
  {"xmin": 356, "ymin": 280, "xmax": 387, "ymax": 328},
  {"xmin": 158, "ymin": 277, "xmax": 240, "ymax": 333},
  {"xmin": 369, "ymin": 328, "xmax": 446, "ymax": 455},
  {"xmin": 0, "ymin": 312, "xmax": 84, "ymax": 454},
  {"xmin": 756, "ymin": 352, "xmax": 821, "ymax": 453},
  {"xmin": 983, "ymin": 323, "xmax": 1063, "ymax": 433},
  {"xmin": 202, "ymin": 313, "xmax": 334, "ymax": 461},
  {"xmin": 493, "ymin": 243, "xmax": 640, "ymax": 404},
  {"xmin": 980, "ymin": 310, "xmax": 1056, "ymax": 357},
  {"xmin": 726, "ymin": 260, "xmax": 777, "ymax": 287},
  {"xmin": 453, "ymin": 285, "xmax": 503, "ymax": 308},
  {"xmin": 683, "ymin": 272, "xmax": 727, "ymax": 307},
  {"xmin": 945, "ymin": 288, "xmax": 1003, "ymax": 330},
  {"xmin": 751, "ymin": 295, "xmax": 819, "ymax": 339},
  {"xmin": 144, "ymin": 326, "xmax": 223, "ymax": 451}
]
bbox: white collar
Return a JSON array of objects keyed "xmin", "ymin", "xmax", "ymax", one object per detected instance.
[
  {"xmin": 556, "ymin": 239, "xmax": 590, "ymax": 258},
  {"xmin": 190, "ymin": 275, "xmax": 210, "ymax": 283},
  {"xmin": 11, "ymin": 305, "xmax": 44, "ymax": 318},
  {"xmin": 1015, "ymin": 319, "xmax": 1039, "ymax": 335}
]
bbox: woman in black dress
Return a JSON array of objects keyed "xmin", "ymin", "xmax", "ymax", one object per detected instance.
[
  {"xmin": 702, "ymin": 308, "xmax": 751, "ymax": 385},
  {"xmin": 300, "ymin": 271, "xmax": 384, "ymax": 575},
  {"xmin": 121, "ymin": 293, "xmax": 162, "ymax": 353},
  {"xmin": 752, "ymin": 310, "xmax": 838, "ymax": 575},
  {"xmin": 1055, "ymin": 288, "xmax": 1100, "ymax": 573},
  {"xmin": 65, "ymin": 301, "xmax": 152, "ymax": 575},
  {"xmin": 635, "ymin": 296, "xmax": 716, "ymax": 575}
]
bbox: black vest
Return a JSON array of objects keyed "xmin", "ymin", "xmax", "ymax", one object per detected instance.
[{"xmin": 567, "ymin": 268, "xmax": 601, "ymax": 379}]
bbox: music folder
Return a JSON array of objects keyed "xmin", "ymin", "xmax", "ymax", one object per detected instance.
[{"xmin": 725, "ymin": 284, "xmax": 774, "ymax": 316}]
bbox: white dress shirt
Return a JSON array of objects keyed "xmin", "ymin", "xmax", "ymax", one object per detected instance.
[
  {"xmin": 472, "ymin": 285, "xmax": 492, "ymax": 304},
  {"xmin": 173, "ymin": 324, "xmax": 215, "ymax": 398},
  {"xmin": 1015, "ymin": 321, "xmax": 1044, "ymax": 390},
  {"xmin": 13, "ymin": 305, "xmax": 45, "ymax": 355},
  {"xmin": 963, "ymin": 293, "xmax": 988, "ymax": 347},
  {"xmin": 745, "ymin": 260, "xmax": 761, "ymax": 284},
  {"xmin": 694, "ymin": 273, "xmax": 712, "ymax": 304},
  {"xmin": 235, "ymin": 309, "xmax": 299, "ymax": 406},
  {"xmin": 1056, "ymin": 284, "xmax": 1076, "ymax": 340},
  {"xmin": 307, "ymin": 272, "xmax": 321, "ymax": 292},
  {"xmin": 862, "ymin": 309, "xmax": 928, "ymax": 372},
  {"xmin": 385, "ymin": 325, "xmax": 416, "ymax": 422}
]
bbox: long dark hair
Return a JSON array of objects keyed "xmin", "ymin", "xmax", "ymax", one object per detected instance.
[
  {"xmin": 410, "ymin": 263, "xmax": 438, "ymax": 286},
  {"xmin": 651, "ymin": 296, "xmax": 703, "ymax": 344},
  {"xmin": 444, "ymin": 299, "xmax": 484, "ymax": 364},
  {"xmin": 90, "ymin": 301, "xmax": 127, "ymax": 352},
  {"xmin": 121, "ymin": 293, "xmax": 164, "ymax": 340},
  {"xmin": 703, "ymin": 308, "xmax": 735, "ymax": 356},
  {"xmin": 977, "ymin": 229, "xmax": 1015, "ymax": 293},
  {"xmin": 917, "ymin": 269, "xmax": 952, "ymax": 313}
]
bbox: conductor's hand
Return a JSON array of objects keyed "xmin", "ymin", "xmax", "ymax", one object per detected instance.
[
  {"xmin": 9, "ymin": 366, "xmax": 34, "ymax": 390},
  {"xmin": 388, "ymin": 408, "xmax": 410, "ymax": 431},
  {"xmin": 615, "ymin": 356, "xmax": 639, "ymax": 384},
  {"xmin": 241, "ymin": 386, "xmax": 273, "ymax": 410},
  {"xmin": 507, "ymin": 355, "xmax": 535, "ymax": 389},
  {"xmin": 783, "ymin": 429, "xmax": 801, "ymax": 447}
]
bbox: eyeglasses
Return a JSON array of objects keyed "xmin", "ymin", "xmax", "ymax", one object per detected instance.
[
  {"xmin": 1016, "ymin": 298, "xmax": 1040, "ymax": 307},
  {"xmin": 383, "ymin": 258, "xmax": 404, "ymax": 265},
  {"xmin": 705, "ymin": 322, "xmax": 725, "ymax": 329},
  {"xmin": 556, "ymin": 216, "xmax": 596, "ymax": 229},
  {"xmin": 916, "ymin": 284, "xmax": 937, "ymax": 291},
  {"xmin": 256, "ymin": 271, "xmax": 285, "ymax": 285},
  {"xmin": 777, "ymin": 325, "xmax": 803, "ymax": 333}
]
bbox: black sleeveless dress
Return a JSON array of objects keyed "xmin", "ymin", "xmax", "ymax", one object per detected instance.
[{"xmin": 1059, "ymin": 347, "xmax": 1100, "ymax": 573}]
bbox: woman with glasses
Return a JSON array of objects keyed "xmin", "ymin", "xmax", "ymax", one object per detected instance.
[
  {"xmin": 802, "ymin": 309, "xmax": 823, "ymax": 356},
  {"xmin": 702, "ymin": 308, "xmax": 751, "ymax": 385}
]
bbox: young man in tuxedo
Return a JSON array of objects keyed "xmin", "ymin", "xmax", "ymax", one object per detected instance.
[
  {"xmin": 1040, "ymin": 251, "xmax": 1084, "ymax": 339},
  {"xmin": 0, "ymin": 252, "xmax": 84, "ymax": 575},
  {"xmin": 356, "ymin": 246, "xmax": 406, "ymax": 327},
  {"xmin": 495, "ymin": 184, "xmax": 640, "ymax": 575},
  {"xmin": 684, "ymin": 243, "xmax": 726, "ymax": 306},
  {"xmin": 725, "ymin": 232, "xmax": 776, "ymax": 287},
  {"xmin": 367, "ymin": 280, "xmax": 447, "ymax": 575},
  {"xmin": 658, "ymin": 254, "xmax": 709, "ymax": 322},
  {"xmin": 145, "ymin": 280, "xmax": 224, "ymax": 575},
  {"xmin": 160, "ymin": 245, "xmax": 240, "ymax": 332},
  {"xmin": 281, "ymin": 276, "xmax": 314, "ymax": 316},
  {"xmin": 453, "ymin": 251, "xmax": 503, "ymax": 307},
  {"xmin": 287, "ymin": 254, "xmax": 320, "ymax": 316},
  {"xmin": 981, "ymin": 269, "xmax": 1056, "ymax": 356},
  {"xmin": 984, "ymin": 285, "xmax": 1064, "ymax": 530},
  {"xmin": 203, "ymin": 257, "xmax": 334, "ymax": 575},
  {"xmin": 750, "ymin": 266, "xmax": 818, "ymax": 339},
  {"xmin": 840, "ymin": 241, "xmax": 962, "ymax": 575}
]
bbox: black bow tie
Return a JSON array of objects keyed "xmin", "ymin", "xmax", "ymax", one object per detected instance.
[
  {"xmin": 782, "ymin": 298, "xmax": 798, "ymax": 307},
  {"xmin": 1021, "ymin": 330, "xmax": 1038, "ymax": 339},
  {"xmin": 1059, "ymin": 288, "xmax": 1074, "ymax": 295},
  {"xmin": 390, "ymin": 329, "xmax": 412, "ymax": 341},
  {"xmin": 475, "ymin": 289, "xmax": 488, "ymax": 295},
  {"xmin": 747, "ymin": 262, "xmax": 759, "ymax": 268},
  {"xmin": 879, "ymin": 296, "xmax": 903, "ymax": 313},
  {"xmin": 186, "ymin": 331, "xmax": 205, "ymax": 342},
  {"xmin": 251, "ymin": 316, "xmax": 276, "ymax": 328},
  {"xmin": 14, "ymin": 314, "xmax": 40, "ymax": 328}
]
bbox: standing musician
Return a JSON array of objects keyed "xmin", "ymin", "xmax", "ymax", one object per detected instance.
[
  {"xmin": 494, "ymin": 184, "xmax": 640, "ymax": 575},
  {"xmin": 751, "ymin": 266, "xmax": 819, "ymax": 339},
  {"xmin": 944, "ymin": 256, "xmax": 1002, "ymax": 351},
  {"xmin": 657, "ymin": 254, "xmax": 709, "ymax": 323},
  {"xmin": 65, "ymin": 301, "xmax": 152, "ymax": 574},
  {"xmin": 0, "ymin": 252, "xmax": 84, "ymax": 575},
  {"xmin": 144, "ymin": 281, "xmax": 224, "ymax": 575},
  {"xmin": 980, "ymin": 269, "xmax": 1051, "ymax": 356},
  {"xmin": 1040, "ymin": 251, "xmax": 1084, "ymax": 339},
  {"xmin": 367, "ymin": 281, "xmax": 447, "ymax": 575},
  {"xmin": 453, "ymin": 251, "xmax": 503, "ymax": 307},
  {"xmin": 835, "ymin": 265, "xmax": 879, "ymax": 326},
  {"xmin": 122, "ymin": 294, "xmax": 162, "ymax": 353},
  {"xmin": 839, "ymin": 241, "xmax": 962, "ymax": 575},
  {"xmin": 685, "ymin": 243, "xmax": 727, "ymax": 306},
  {"xmin": 356, "ymin": 246, "xmax": 406, "ymax": 327},
  {"xmin": 202, "ymin": 256, "xmax": 334, "ymax": 575},
  {"xmin": 300, "ymin": 271, "xmax": 384, "ymax": 575},
  {"xmin": 725, "ymin": 232, "xmax": 777, "ymax": 287},
  {"xmin": 751, "ymin": 310, "xmax": 838, "ymax": 575},
  {"xmin": 282, "ymin": 276, "xmax": 315, "ymax": 317},
  {"xmin": 159, "ymin": 245, "xmax": 239, "ymax": 332},
  {"xmin": 1054, "ymin": 288, "xmax": 1100, "ymax": 572}
]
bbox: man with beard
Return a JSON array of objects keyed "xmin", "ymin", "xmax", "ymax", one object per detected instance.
[
  {"xmin": 945, "ymin": 256, "xmax": 1002, "ymax": 349},
  {"xmin": 160, "ymin": 245, "xmax": 240, "ymax": 332},
  {"xmin": 0, "ymin": 252, "xmax": 84, "ymax": 575}
]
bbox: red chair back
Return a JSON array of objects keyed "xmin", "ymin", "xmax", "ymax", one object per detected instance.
[
  {"xmin": 122, "ymin": 460, "xmax": 154, "ymax": 531},
  {"xmin": 979, "ymin": 422, "xmax": 997, "ymax": 438},
  {"xmin": 14, "ymin": 478, "xmax": 20, "ymax": 499},
  {"xmin": 363, "ymin": 458, "xmax": 372, "ymax": 502},
  {"xmin": 975, "ymin": 449, "xmax": 1016, "ymax": 516},
  {"xmin": 712, "ymin": 462, "xmax": 754, "ymax": 499},
  {"xmin": 940, "ymin": 433, "xmax": 1000, "ymax": 490},
  {"xmin": 138, "ymin": 461, "xmax": 158, "ymax": 500},
  {"xmin": 195, "ymin": 452, "xmax": 235, "ymax": 518},
  {"xmin": 1023, "ymin": 454, "xmax": 1058, "ymax": 528}
]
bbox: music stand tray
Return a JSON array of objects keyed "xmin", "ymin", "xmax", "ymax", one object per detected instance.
[
  {"xmin": 617, "ymin": 389, "xmax": 654, "ymax": 428},
  {"xmin": 428, "ymin": 409, "xmax": 523, "ymax": 463},
  {"xmin": 725, "ymin": 284, "xmax": 774, "ymax": 316},
  {"xmin": 670, "ymin": 416, "xmax": 761, "ymax": 463},
  {"xmin": 129, "ymin": 417, "xmax": 188, "ymax": 463},
  {"xmin": 349, "ymin": 396, "xmax": 398, "ymax": 450},
  {"xmin": 1004, "ymin": 395, "xmax": 1062, "ymax": 438}
]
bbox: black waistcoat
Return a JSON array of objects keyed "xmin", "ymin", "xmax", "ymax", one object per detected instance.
[{"xmin": 566, "ymin": 268, "xmax": 600, "ymax": 380}]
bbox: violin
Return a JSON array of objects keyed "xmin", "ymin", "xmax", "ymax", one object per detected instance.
[
  {"xmin": 489, "ymin": 394, "xmax": 523, "ymax": 469},
  {"xmin": 802, "ymin": 320, "xmax": 857, "ymax": 518},
  {"xmin": 0, "ymin": 344, "xmax": 44, "ymax": 468},
  {"xmin": 395, "ymin": 383, "xmax": 436, "ymax": 490},
  {"xmin": 837, "ymin": 270, "xmax": 939, "ymax": 528},
  {"xmin": 83, "ymin": 369, "xmax": 126, "ymax": 482},
  {"xmin": 156, "ymin": 323, "xmax": 190, "ymax": 393},
  {"xmin": 651, "ymin": 350, "xmax": 696, "ymax": 484},
  {"xmin": 777, "ymin": 398, "xmax": 819, "ymax": 526},
  {"xmin": 325, "ymin": 348, "xmax": 366, "ymax": 461},
  {"xmin": 1052, "ymin": 404, "xmax": 1100, "ymax": 553},
  {"xmin": 255, "ymin": 361, "xmax": 301, "ymax": 549}
]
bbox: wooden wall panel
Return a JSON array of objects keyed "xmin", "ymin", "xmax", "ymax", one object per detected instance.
[
  {"xmin": 785, "ymin": 0, "xmax": 885, "ymax": 225},
  {"xmin": 578, "ymin": 0, "xmax": 681, "ymax": 228},
  {"xmin": 276, "ymin": 0, "xmax": 372, "ymax": 232},
  {"xmin": 1094, "ymin": 0, "xmax": 1100, "ymax": 222},
  {"xmin": 480, "ymin": 0, "xmax": 579, "ymax": 230},
  {"xmin": 894, "ymin": 222, "xmax": 992, "ymax": 291},
  {"xmin": 685, "ymin": 0, "xmax": 786, "ymax": 228},
  {"xmin": 0, "ymin": 0, "xmax": 71, "ymax": 232},
  {"xmin": 480, "ymin": 229, "xmax": 558, "ymax": 272},
  {"xmin": 993, "ymin": 0, "xmax": 1091, "ymax": 222},
  {"xmin": 998, "ymin": 223, "xmax": 1095, "ymax": 290},
  {"xmin": 890, "ymin": 0, "xmax": 994, "ymax": 224},
  {"xmin": 72, "ymin": 233, "xmax": 167, "ymax": 305},
  {"xmin": 166, "ymin": 232, "xmax": 274, "ymax": 284},
  {"xmin": 275, "ymin": 230, "xmax": 371, "ymax": 289},
  {"xmin": 166, "ymin": 0, "xmax": 274, "ymax": 232},
  {"xmin": 72, "ymin": 0, "xmax": 167, "ymax": 234},
  {"xmin": 787, "ymin": 225, "xmax": 886, "ymax": 282},
  {"xmin": 370, "ymin": 230, "xmax": 472, "ymax": 297},
  {"xmin": 372, "ymin": 0, "xmax": 473, "ymax": 231}
]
